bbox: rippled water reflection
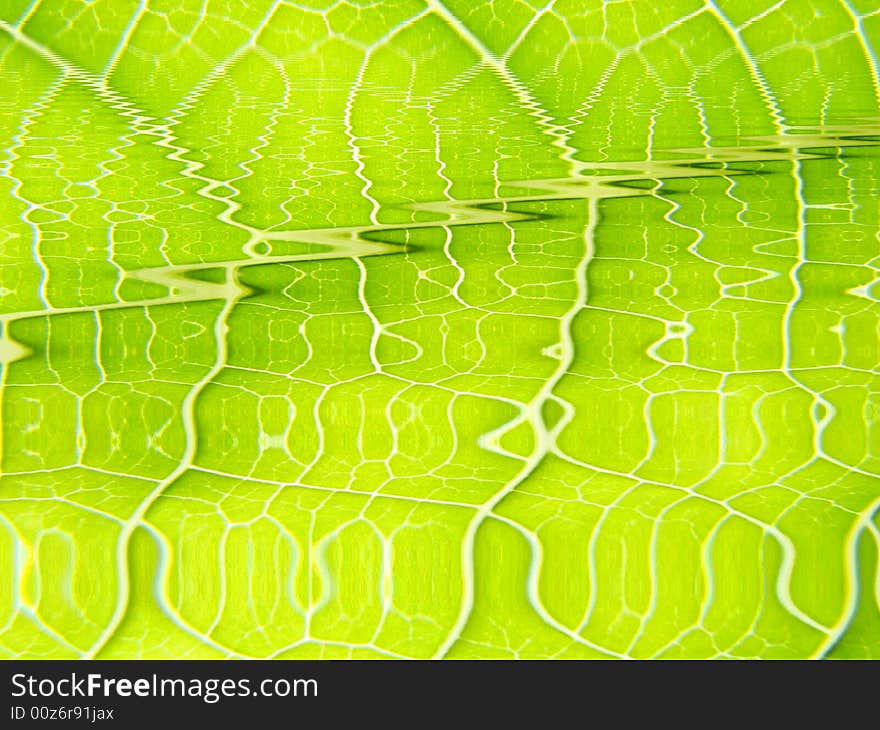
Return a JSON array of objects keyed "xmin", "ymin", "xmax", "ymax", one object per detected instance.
[{"xmin": 0, "ymin": 2, "xmax": 878, "ymax": 659}]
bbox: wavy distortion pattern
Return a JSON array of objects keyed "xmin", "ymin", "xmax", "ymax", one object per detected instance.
[{"xmin": 0, "ymin": 0, "xmax": 879, "ymax": 659}]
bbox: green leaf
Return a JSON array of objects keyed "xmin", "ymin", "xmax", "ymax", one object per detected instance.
[{"xmin": 0, "ymin": 0, "xmax": 878, "ymax": 659}]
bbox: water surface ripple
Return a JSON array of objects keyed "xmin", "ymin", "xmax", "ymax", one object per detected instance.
[{"xmin": 0, "ymin": 1, "xmax": 878, "ymax": 659}]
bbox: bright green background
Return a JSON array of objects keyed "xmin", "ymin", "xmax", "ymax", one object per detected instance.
[{"xmin": 0, "ymin": 0, "xmax": 879, "ymax": 659}]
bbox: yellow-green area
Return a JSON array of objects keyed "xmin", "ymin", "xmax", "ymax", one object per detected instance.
[{"xmin": 0, "ymin": 0, "xmax": 878, "ymax": 659}]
